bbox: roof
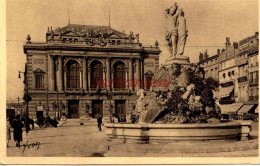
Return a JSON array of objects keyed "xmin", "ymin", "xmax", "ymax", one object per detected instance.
[
  {"xmin": 52, "ymin": 24, "xmax": 126, "ymax": 37},
  {"xmin": 197, "ymin": 54, "xmax": 219, "ymax": 65}
]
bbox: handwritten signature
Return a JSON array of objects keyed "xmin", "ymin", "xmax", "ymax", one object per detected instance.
[{"xmin": 19, "ymin": 140, "xmax": 40, "ymax": 153}]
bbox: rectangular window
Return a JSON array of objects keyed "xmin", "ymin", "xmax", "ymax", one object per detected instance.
[
  {"xmin": 250, "ymin": 73, "xmax": 253, "ymax": 83},
  {"xmin": 112, "ymin": 40, "xmax": 116, "ymax": 45},
  {"xmin": 63, "ymin": 38, "xmax": 67, "ymax": 43},
  {"xmin": 74, "ymin": 38, "xmax": 78, "ymax": 43},
  {"xmin": 35, "ymin": 75, "xmax": 44, "ymax": 89},
  {"xmin": 117, "ymin": 40, "xmax": 121, "ymax": 45}
]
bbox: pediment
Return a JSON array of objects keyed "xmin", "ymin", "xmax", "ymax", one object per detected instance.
[
  {"xmin": 62, "ymin": 31, "xmax": 80, "ymax": 36},
  {"xmin": 108, "ymin": 34, "xmax": 122, "ymax": 38},
  {"xmin": 34, "ymin": 68, "xmax": 46, "ymax": 73},
  {"xmin": 145, "ymin": 70, "xmax": 154, "ymax": 77}
]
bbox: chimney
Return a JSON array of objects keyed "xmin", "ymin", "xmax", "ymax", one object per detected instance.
[
  {"xmin": 255, "ymin": 32, "xmax": 259, "ymax": 36},
  {"xmin": 217, "ymin": 49, "xmax": 220, "ymax": 55},
  {"xmin": 204, "ymin": 49, "xmax": 208, "ymax": 59},
  {"xmin": 226, "ymin": 37, "xmax": 231, "ymax": 46},
  {"xmin": 199, "ymin": 52, "xmax": 203, "ymax": 61},
  {"xmin": 233, "ymin": 42, "xmax": 238, "ymax": 49}
]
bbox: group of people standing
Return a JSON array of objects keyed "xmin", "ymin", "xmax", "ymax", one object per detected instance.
[
  {"xmin": 6, "ymin": 115, "xmax": 24, "ymax": 147},
  {"xmin": 6, "ymin": 114, "xmax": 61, "ymax": 148}
]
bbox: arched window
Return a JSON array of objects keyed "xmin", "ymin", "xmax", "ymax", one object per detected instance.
[
  {"xmin": 91, "ymin": 61, "xmax": 103, "ymax": 88},
  {"xmin": 67, "ymin": 60, "xmax": 80, "ymax": 89},
  {"xmin": 114, "ymin": 61, "xmax": 126, "ymax": 90}
]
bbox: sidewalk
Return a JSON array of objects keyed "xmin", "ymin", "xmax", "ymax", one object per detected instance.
[
  {"xmin": 7, "ymin": 119, "xmax": 109, "ymax": 157},
  {"xmin": 7, "ymin": 120, "xmax": 258, "ymax": 157}
]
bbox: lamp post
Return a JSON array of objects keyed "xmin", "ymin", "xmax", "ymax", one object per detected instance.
[
  {"xmin": 53, "ymin": 91, "xmax": 64, "ymax": 120},
  {"xmin": 106, "ymin": 90, "xmax": 113, "ymax": 123},
  {"xmin": 18, "ymin": 70, "xmax": 30, "ymax": 134}
]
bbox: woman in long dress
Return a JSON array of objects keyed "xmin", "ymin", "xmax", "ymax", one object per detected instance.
[{"xmin": 11, "ymin": 115, "xmax": 24, "ymax": 147}]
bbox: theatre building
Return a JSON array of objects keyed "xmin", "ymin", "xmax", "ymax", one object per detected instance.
[{"xmin": 23, "ymin": 24, "xmax": 160, "ymax": 119}]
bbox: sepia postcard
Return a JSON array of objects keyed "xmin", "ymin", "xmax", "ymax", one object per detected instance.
[{"xmin": 1, "ymin": 0, "xmax": 260, "ymax": 164}]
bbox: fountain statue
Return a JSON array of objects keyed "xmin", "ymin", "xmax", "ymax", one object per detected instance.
[
  {"xmin": 164, "ymin": 3, "xmax": 190, "ymax": 66},
  {"xmin": 105, "ymin": 3, "xmax": 252, "ymax": 143},
  {"xmin": 131, "ymin": 3, "xmax": 221, "ymax": 124}
]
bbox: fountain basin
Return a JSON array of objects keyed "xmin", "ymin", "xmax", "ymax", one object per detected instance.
[{"xmin": 104, "ymin": 121, "xmax": 252, "ymax": 143}]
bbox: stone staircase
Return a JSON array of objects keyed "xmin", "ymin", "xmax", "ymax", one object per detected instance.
[{"xmin": 59, "ymin": 118, "xmax": 98, "ymax": 127}]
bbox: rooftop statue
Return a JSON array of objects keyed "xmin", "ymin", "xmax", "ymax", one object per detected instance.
[{"xmin": 165, "ymin": 3, "xmax": 188, "ymax": 60}]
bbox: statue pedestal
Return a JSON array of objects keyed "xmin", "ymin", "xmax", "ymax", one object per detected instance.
[{"xmin": 164, "ymin": 56, "xmax": 191, "ymax": 67}]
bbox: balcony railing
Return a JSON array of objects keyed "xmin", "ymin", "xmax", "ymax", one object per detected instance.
[
  {"xmin": 248, "ymin": 45, "xmax": 259, "ymax": 54},
  {"xmin": 249, "ymin": 96, "xmax": 259, "ymax": 101},
  {"xmin": 237, "ymin": 76, "xmax": 247, "ymax": 83},
  {"xmin": 220, "ymin": 81, "xmax": 234, "ymax": 87},
  {"xmin": 236, "ymin": 58, "xmax": 248, "ymax": 66}
]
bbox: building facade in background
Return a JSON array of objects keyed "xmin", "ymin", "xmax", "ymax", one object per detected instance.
[
  {"xmin": 23, "ymin": 24, "xmax": 160, "ymax": 119},
  {"xmin": 218, "ymin": 38, "xmax": 239, "ymax": 104},
  {"xmin": 248, "ymin": 32, "xmax": 259, "ymax": 104},
  {"xmin": 197, "ymin": 50, "xmax": 219, "ymax": 80},
  {"xmin": 198, "ymin": 33, "xmax": 259, "ymax": 105}
]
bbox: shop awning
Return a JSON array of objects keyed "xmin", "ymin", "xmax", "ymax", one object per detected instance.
[
  {"xmin": 219, "ymin": 103, "xmax": 243, "ymax": 114},
  {"xmin": 237, "ymin": 105, "xmax": 254, "ymax": 115},
  {"xmin": 216, "ymin": 86, "xmax": 234, "ymax": 98},
  {"xmin": 255, "ymin": 106, "xmax": 259, "ymax": 113}
]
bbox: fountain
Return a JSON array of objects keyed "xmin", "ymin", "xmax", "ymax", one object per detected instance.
[{"xmin": 104, "ymin": 3, "xmax": 252, "ymax": 143}]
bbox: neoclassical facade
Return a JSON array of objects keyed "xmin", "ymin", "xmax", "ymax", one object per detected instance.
[{"xmin": 23, "ymin": 24, "xmax": 160, "ymax": 119}]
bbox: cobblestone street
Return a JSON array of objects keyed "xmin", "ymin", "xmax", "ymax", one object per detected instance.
[{"xmin": 7, "ymin": 120, "xmax": 258, "ymax": 157}]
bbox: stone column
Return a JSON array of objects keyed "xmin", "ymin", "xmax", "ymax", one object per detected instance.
[
  {"xmin": 141, "ymin": 58, "xmax": 144, "ymax": 89},
  {"xmin": 111, "ymin": 68, "xmax": 114, "ymax": 91},
  {"xmin": 56, "ymin": 56, "xmax": 63, "ymax": 91},
  {"xmin": 106, "ymin": 58, "xmax": 111, "ymax": 91},
  {"xmin": 126, "ymin": 68, "xmax": 129, "ymax": 90},
  {"xmin": 103, "ymin": 67, "xmax": 106, "ymax": 89},
  {"xmin": 136, "ymin": 58, "xmax": 140, "ymax": 91},
  {"xmin": 83, "ymin": 58, "xmax": 87, "ymax": 91},
  {"xmin": 48, "ymin": 55, "xmax": 55, "ymax": 91},
  {"xmin": 64, "ymin": 66, "xmax": 67, "ymax": 90},
  {"xmin": 80, "ymin": 67, "xmax": 83, "ymax": 89},
  {"xmin": 88, "ymin": 67, "xmax": 91, "ymax": 90},
  {"xmin": 129, "ymin": 58, "xmax": 133, "ymax": 91}
]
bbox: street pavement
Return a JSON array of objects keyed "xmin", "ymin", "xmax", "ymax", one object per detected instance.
[
  {"xmin": 6, "ymin": 120, "xmax": 259, "ymax": 157},
  {"xmin": 7, "ymin": 119, "xmax": 109, "ymax": 157}
]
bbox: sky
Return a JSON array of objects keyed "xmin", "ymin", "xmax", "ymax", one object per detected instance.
[{"xmin": 6, "ymin": 0, "xmax": 258, "ymax": 100}]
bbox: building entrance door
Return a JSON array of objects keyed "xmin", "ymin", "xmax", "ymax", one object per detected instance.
[
  {"xmin": 115, "ymin": 100, "xmax": 126, "ymax": 119},
  {"xmin": 92, "ymin": 100, "xmax": 103, "ymax": 118},
  {"xmin": 68, "ymin": 100, "xmax": 79, "ymax": 119}
]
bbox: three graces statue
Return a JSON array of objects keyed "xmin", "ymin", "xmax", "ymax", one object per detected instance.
[{"xmin": 165, "ymin": 3, "xmax": 188, "ymax": 60}]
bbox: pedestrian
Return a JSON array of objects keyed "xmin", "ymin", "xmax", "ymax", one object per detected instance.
[
  {"xmin": 97, "ymin": 114, "xmax": 102, "ymax": 131},
  {"xmin": 52, "ymin": 117, "xmax": 59, "ymax": 127},
  {"xmin": 6, "ymin": 117, "xmax": 11, "ymax": 148},
  {"xmin": 11, "ymin": 115, "xmax": 24, "ymax": 147}
]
